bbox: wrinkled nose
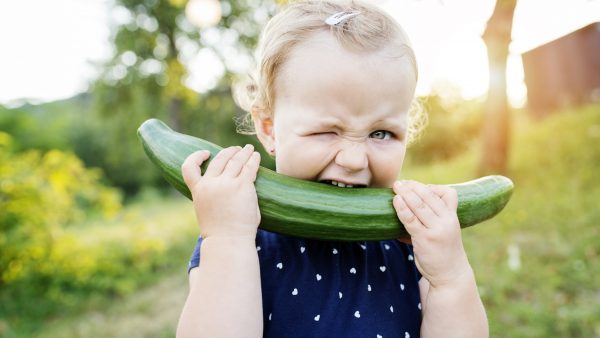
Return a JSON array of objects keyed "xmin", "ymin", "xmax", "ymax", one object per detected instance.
[{"xmin": 334, "ymin": 142, "xmax": 368, "ymax": 172}]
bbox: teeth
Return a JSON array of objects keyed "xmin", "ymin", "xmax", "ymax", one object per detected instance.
[{"xmin": 330, "ymin": 180, "xmax": 352, "ymax": 188}]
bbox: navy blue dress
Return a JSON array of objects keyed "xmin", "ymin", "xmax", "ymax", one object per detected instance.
[{"xmin": 188, "ymin": 230, "xmax": 422, "ymax": 337}]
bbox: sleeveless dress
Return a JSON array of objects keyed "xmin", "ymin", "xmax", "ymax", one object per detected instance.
[{"xmin": 188, "ymin": 229, "xmax": 422, "ymax": 337}]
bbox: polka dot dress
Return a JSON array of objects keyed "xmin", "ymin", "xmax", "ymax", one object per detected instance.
[{"xmin": 188, "ymin": 230, "xmax": 422, "ymax": 337}]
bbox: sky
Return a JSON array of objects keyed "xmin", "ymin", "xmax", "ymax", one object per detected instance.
[{"xmin": 0, "ymin": 0, "xmax": 598, "ymax": 107}]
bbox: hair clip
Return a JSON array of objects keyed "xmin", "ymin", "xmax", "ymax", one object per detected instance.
[{"xmin": 325, "ymin": 11, "xmax": 361, "ymax": 26}]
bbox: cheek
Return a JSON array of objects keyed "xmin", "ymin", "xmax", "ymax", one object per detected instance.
[
  {"xmin": 274, "ymin": 139, "xmax": 333, "ymax": 179},
  {"xmin": 370, "ymin": 145, "xmax": 406, "ymax": 187}
]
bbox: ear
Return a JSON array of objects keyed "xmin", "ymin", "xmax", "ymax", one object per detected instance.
[{"xmin": 251, "ymin": 109, "xmax": 275, "ymax": 154}]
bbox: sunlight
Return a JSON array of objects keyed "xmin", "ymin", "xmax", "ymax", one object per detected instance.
[{"xmin": 430, "ymin": 28, "xmax": 489, "ymax": 100}]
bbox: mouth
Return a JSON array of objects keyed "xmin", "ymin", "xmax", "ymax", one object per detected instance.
[{"xmin": 319, "ymin": 180, "xmax": 367, "ymax": 188}]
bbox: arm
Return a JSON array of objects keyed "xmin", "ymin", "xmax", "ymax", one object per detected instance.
[
  {"xmin": 178, "ymin": 237, "xmax": 262, "ymax": 338},
  {"xmin": 418, "ymin": 270, "xmax": 488, "ymax": 338},
  {"xmin": 176, "ymin": 145, "xmax": 263, "ymax": 338},
  {"xmin": 393, "ymin": 180, "xmax": 488, "ymax": 338}
]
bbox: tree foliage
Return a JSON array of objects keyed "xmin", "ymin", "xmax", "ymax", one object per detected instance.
[{"xmin": 91, "ymin": 0, "xmax": 278, "ymax": 193}]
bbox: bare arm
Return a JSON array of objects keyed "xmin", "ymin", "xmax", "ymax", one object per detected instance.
[
  {"xmin": 393, "ymin": 180, "xmax": 488, "ymax": 338},
  {"xmin": 177, "ymin": 236, "xmax": 263, "ymax": 338},
  {"xmin": 176, "ymin": 145, "xmax": 263, "ymax": 338},
  {"xmin": 419, "ymin": 270, "xmax": 488, "ymax": 338}
]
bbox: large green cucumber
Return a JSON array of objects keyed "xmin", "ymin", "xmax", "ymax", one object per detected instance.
[{"xmin": 137, "ymin": 118, "xmax": 513, "ymax": 241}]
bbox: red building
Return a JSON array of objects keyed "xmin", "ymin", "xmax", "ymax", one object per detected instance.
[{"xmin": 521, "ymin": 23, "xmax": 600, "ymax": 118}]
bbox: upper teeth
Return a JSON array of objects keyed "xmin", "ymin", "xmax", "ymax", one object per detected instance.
[{"xmin": 331, "ymin": 180, "xmax": 353, "ymax": 188}]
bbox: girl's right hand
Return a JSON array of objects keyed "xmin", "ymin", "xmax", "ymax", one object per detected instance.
[{"xmin": 181, "ymin": 144, "xmax": 262, "ymax": 239}]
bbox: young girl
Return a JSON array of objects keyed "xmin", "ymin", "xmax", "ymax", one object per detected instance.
[{"xmin": 177, "ymin": 1, "xmax": 488, "ymax": 337}]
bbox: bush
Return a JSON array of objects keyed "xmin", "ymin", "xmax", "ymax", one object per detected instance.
[
  {"xmin": 0, "ymin": 133, "xmax": 122, "ymax": 308},
  {"xmin": 407, "ymin": 94, "xmax": 483, "ymax": 164}
]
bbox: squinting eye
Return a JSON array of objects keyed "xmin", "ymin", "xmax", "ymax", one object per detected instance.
[{"xmin": 370, "ymin": 130, "xmax": 393, "ymax": 140}]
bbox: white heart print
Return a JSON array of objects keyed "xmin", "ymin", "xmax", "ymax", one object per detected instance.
[
  {"xmin": 276, "ymin": 262, "xmax": 283, "ymax": 269},
  {"xmin": 316, "ymin": 274, "xmax": 322, "ymax": 281},
  {"xmin": 292, "ymin": 288, "xmax": 298, "ymax": 295},
  {"xmin": 354, "ymin": 310, "xmax": 360, "ymax": 318},
  {"xmin": 350, "ymin": 267, "xmax": 357, "ymax": 274},
  {"xmin": 380, "ymin": 266, "xmax": 386, "ymax": 272},
  {"xmin": 314, "ymin": 314, "xmax": 320, "ymax": 321}
]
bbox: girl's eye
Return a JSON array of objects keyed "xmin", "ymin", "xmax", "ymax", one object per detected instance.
[
  {"xmin": 311, "ymin": 132, "xmax": 336, "ymax": 136},
  {"xmin": 370, "ymin": 130, "xmax": 393, "ymax": 140}
]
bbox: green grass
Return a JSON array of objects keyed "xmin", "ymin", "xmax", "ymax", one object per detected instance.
[{"xmin": 33, "ymin": 271, "xmax": 188, "ymax": 338}]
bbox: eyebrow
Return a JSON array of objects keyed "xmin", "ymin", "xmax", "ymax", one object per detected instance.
[
  {"xmin": 310, "ymin": 116, "xmax": 408, "ymax": 133},
  {"xmin": 371, "ymin": 118, "xmax": 408, "ymax": 134}
]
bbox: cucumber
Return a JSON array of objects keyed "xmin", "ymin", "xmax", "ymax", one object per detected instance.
[{"xmin": 138, "ymin": 118, "xmax": 513, "ymax": 241}]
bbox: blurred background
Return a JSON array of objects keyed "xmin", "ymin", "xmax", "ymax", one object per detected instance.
[{"xmin": 0, "ymin": 0, "xmax": 599, "ymax": 337}]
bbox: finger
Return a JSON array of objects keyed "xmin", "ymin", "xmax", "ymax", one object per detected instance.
[
  {"xmin": 393, "ymin": 195, "xmax": 424, "ymax": 235},
  {"xmin": 404, "ymin": 181, "xmax": 447, "ymax": 216},
  {"xmin": 398, "ymin": 188, "xmax": 439, "ymax": 228},
  {"xmin": 240, "ymin": 151, "xmax": 261, "ymax": 182},
  {"xmin": 181, "ymin": 150, "xmax": 211, "ymax": 188},
  {"xmin": 429, "ymin": 185, "xmax": 459, "ymax": 210},
  {"xmin": 204, "ymin": 146, "xmax": 242, "ymax": 177},
  {"xmin": 223, "ymin": 144, "xmax": 255, "ymax": 177}
]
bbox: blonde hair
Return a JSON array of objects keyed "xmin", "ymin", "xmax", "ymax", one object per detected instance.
[{"xmin": 234, "ymin": 0, "xmax": 426, "ymax": 144}]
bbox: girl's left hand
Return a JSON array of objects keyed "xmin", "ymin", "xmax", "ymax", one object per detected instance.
[{"xmin": 392, "ymin": 180, "xmax": 471, "ymax": 288}]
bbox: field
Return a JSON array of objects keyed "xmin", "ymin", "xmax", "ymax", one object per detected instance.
[{"xmin": 2, "ymin": 105, "xmax": 599, "ymax": 337}]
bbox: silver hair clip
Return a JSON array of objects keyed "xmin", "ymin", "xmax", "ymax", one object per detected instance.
[{"xmin": 325, "ymin": 11, "xmax": 360, "ymax": 26}]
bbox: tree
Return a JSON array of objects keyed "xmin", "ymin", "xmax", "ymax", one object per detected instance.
[
  {"xmin": 90, "ymin": 0, "xmax": 276, "ymax": 193},
  {"xmin": 478, "ymin": 0, "xmax": 516, "ymax": 175}
]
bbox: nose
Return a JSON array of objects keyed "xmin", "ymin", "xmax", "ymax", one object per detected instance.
[{"xmin": 334, "ymin": 141, "xmax": 368, "ymax": 172}]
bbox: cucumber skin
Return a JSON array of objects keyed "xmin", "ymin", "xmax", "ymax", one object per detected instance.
[{"xmin": 138, "ymin": 118, "xmax": 513, "ymax": 241}]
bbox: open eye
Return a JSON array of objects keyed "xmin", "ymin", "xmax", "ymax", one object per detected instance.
[{"xmin": 369, "ymin": 130, "xmax": 393, "ymax": 140}]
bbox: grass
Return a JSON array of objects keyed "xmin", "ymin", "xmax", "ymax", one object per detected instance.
[{"xmin": 34, "ymin": 271, "xmax": 188, "ymax": 338}]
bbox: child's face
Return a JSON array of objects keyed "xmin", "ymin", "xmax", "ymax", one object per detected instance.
[{"xmin": 254, "ymin": 31, "xmax": 416, "ymax": 188}]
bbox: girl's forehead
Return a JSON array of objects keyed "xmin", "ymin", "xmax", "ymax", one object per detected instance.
[
  {"xmin": 277, "ymin": 32, "xmax": 415, "ymax": 88},
  {"xmin": 274, "ymin": 33, "xmax": 416, "ymax": 117}
]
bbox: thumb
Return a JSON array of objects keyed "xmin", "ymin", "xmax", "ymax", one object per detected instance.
[{"xmin": 181, "ymin": 150, "xmax": 211, "ymax": 188}]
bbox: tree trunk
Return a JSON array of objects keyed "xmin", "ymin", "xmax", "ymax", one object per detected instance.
[{"xmin": 479, "ymin": 0, "xmax": 516, "ymax": 175}]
